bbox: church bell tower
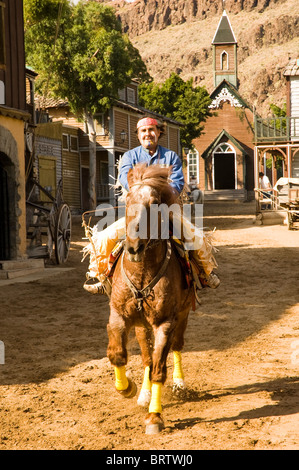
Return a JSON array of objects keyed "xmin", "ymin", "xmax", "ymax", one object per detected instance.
[{"xmin": 212, "ymin": 9, "xmax": 238, "ymax": 88}]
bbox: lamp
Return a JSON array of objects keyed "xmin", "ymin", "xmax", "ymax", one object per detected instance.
[{"xmin": 120, "ymin": 130, "xmax": 127, "ymax": 143}]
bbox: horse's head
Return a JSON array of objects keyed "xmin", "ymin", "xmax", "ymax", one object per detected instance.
[{"xmin": 124, "ymin": 163, "xmax": 177, "ymax": 262}]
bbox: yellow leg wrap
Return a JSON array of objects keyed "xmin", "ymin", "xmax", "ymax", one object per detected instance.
[
  {"xmin": 114, "ymin": 366, "xmax": 129, "ymax": 391},
  {"xmin": 141, "ymin": 366, "xmax": 151, "ymax": 391},
  {"xmin": 149, "ymin": 382, "xmax": 162, "ymax": 414},
  {"xmin": 173, "ymin": 351, "xmax": 184, "ymax": 380}
]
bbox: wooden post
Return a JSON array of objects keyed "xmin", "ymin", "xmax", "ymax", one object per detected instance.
[{"xmin": 85, "ymin": 112, "xmax": 97, "ymax": 211}]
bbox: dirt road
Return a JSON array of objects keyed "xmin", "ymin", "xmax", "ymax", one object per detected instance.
[{"xmin": 0, "ymin": 202, "xmax": 299, "ymax": 450}]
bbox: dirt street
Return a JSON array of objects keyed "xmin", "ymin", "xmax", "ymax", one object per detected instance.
[{"xmin": 0, "ymin": 202, "xmax": 299, "ymax": 450}]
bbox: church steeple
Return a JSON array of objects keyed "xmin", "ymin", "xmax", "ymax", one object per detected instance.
[{"xmin": 212, "ymin": 10, "xmax": 238, "ymax": 88}]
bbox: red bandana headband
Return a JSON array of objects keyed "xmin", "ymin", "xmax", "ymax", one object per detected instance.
[{"xmin": 137, "ymin": 117, "xmax": 158, "ymax": 129}]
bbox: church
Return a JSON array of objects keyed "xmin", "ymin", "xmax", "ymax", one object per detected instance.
[{"xmin": 188, "ymin": 10, "xmax": 255, "ymax": 201}]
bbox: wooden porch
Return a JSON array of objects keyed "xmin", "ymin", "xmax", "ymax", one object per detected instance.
[{"xmin": 254, "ymin": 116, "xmax": 299, "ymax": 142}]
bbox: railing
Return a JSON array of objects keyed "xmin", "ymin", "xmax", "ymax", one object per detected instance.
[
  {"xmin": 255, "ymin": 188, "xmax": 276, "ymax": 211},
  {"xmin": 255, "ymin": 180, "xmax": 299, "ymax": 212},
  {"xmin": 254, "ymin": 116, "xmax": 299, "ymax": 142}
]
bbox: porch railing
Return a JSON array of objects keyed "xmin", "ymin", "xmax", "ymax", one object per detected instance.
[{"xmin": 254, "ymin": 116, "xmax": 299, "ymax": 142}]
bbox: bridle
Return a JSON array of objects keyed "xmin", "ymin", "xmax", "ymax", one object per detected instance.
[
  {"xmin": 121, "ymin": 239, "xmax": 172, "ymax": 311},
  {"xmin": 121, "ymin": 177, "xmax": 172, "ymax": 311}
]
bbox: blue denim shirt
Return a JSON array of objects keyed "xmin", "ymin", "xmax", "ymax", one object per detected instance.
[{"xmin": 119, "ymin": 145, "xmax": 185, "ymax": 194}]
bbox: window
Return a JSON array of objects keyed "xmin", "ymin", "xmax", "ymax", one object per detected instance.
[
  {"xmin": 127, "ymin": 87, "xmax": 136, "ymax": 104},
  {"xmin": 0, "ymin": 2, "xmax": 5, "ymax": 66},
  {"xmin": 94, "ymin": 114, "xmax": 105, "ymax": 135},
  {"xmin": 215, "ymin": 143, "xmax": 234, "ymax": 153},
  {"xmin": 118, "ymin": 88, "xmax": 126, "ymax": 101},
  {"xmin": 187, "ymin": 150, "xmax": 199, "ymax": 184},
  {"xmin": 70, "ymin": 135, "xmax": 78, "ymax": 152},
  {"xmin": 62, "ymin": 134, "xmax": 69, "ymax": 150},
  {"xmin": 220, "ymin": 51, "xmax": 228, "ymax": 70}
]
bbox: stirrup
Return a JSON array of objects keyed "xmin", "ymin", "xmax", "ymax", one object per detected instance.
[
  {"xmin": 83, "ymin": 279, "xmax": 106, "ymax": 295},
  {"xmin": 200, "ymin": 272, "xmax": 220, "ymax": 289}
]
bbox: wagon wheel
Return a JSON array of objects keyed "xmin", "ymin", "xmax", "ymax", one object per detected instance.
[{"xmin": 54, "ymin": 203, "xmax": 72, "ymax": 264}]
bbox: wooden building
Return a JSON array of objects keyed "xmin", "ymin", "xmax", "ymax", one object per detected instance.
[
  {"xmin": 0, "ymin": 0, "xmax": 31, "ymax": 261},
  {"xmin": 189, "ymin": 10, "xmax": 255, "ymax": 201},
  {"xmin": 33, "ymin": 121, "xmax": 81, "ymax": 212},
  {"xmin": 39, "ymin": 80, "xmax": 182, "ymax": 210},
  {"xmin": 254, "ymin": 59, "xmax": 299, "ymax": 186}
]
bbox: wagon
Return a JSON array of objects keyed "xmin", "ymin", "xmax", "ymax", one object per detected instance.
[
  {"xmin": 26, "ymin": 178, "xmax": 72, "ymax": 263},
  {"xmin": 273, "ymin": 177, "xmax": 299, "ymax": 230}
]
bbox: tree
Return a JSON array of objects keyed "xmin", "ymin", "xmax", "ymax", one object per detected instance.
[
  {"xmin": 270, "ymin": 102, "xmax": 287, "ymax": 118},
  {"xmin": 24, "ymin": 0, "xmax": 151, "ymax": 209},
  {"xmin": 138, "ymin": 73, "xmax": 212, "ymax": 149}
]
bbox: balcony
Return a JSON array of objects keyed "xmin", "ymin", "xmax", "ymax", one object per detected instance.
[{"xmin": 254, "ymin": 115, "xmax": 299, "ymax": 143}]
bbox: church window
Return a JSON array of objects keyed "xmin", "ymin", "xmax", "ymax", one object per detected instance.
[
  {"xmin": 187, "ymin": 150, "xmax": 199, "ymax": 184},
  {"xmin": 220, "ymin": 51, "xmax": 228, "ymax": 70}
]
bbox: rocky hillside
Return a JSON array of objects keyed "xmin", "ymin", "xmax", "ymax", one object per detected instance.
[{"xmin": 112, "ymin": 0, "xmax": 299, "ymax": 117}]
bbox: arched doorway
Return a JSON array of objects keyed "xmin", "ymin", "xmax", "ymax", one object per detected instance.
[
  {"xmin": 0, "ymin": 125, "xmax": 19, "ymax": 260},
  {"xmin": 213, "ymin": 143, "xmax": 236, "ymax": 189}
]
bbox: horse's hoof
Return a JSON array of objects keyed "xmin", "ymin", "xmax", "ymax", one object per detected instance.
[
  {"xmin": 145, "ymin": 413, "xmax": 164, "ymax": 435},
  {"xmin": 173, "ymin": 379, "xmax": 187, "ymax": 398},
  {"xmin": 173, "ymin": 378, "xmax": 186, "ymax": 392},
  {"xmin": 145, "ymin": 423, "xmax": 164, "ymax": 434},
  {"xmin": 117, "ymin": 378, "xmax": 137, "ymax": 399},
  {"xmin": 173, "ymin": 379, "xmax": 186, "ymax": 389},
  {"xmin": 137, "ymin": 389, "xmax": 151, "ymax": 407}
]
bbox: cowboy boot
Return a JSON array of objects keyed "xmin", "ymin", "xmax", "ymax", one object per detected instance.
[
  {"xmin": 189, "ymin": 251, "xmax": 220, "ymax": 289},
  {"xmin": 83, "ymin": 277, "xmax": 112, "ymax": 296}
]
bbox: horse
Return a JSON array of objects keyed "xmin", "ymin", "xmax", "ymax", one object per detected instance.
[{"xmin": 107, "ymin": 163, "xmax": 194, "ymax": 434}]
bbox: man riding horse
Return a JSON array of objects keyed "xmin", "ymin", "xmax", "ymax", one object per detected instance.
[{"xmin": 83, "ymin": 116, "xmax": 220, "ymax": 294}]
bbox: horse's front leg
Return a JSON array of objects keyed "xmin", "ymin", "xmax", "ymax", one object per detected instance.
[
  {"xmin": 145, "ymin": 321, "xmax": 174, "ymax": 434},
  {"xmin": 172, "ymin": 350, "xmax": 185, "ymax": 389},
  {"xmin": 107, "ymin": 308, "xmax": 137, "ymax": 398},
  {"xmin": 135, "ymin": 326, "xmax": 152, "ymax": 407},
  {"xmin": 172, "ymin": 311, "xmax": 189, "ymax": 391}
]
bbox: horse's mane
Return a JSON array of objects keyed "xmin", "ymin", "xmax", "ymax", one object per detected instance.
[{"xmin": 127, "ymin": 163, "xmax": 178, "ymax": 206}]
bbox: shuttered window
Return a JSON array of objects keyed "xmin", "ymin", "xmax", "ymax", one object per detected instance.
[
  {"xmin": 62, "ymin": 134, "xmax": 69, "ymax": 150},
  {"xmin": 95, "ymin": 114, "xmax": 105, "ymax": 135},
  {"xmin": 127, "ymin": 87, "xmax": 136, "ymax": 104},
  {"xmin": 290, "ymin": 78, "xmax": 299, "ymax": 138},
  {"xmin": 70, "ymin": 135, "xmax": 78, "ymax": 152}
]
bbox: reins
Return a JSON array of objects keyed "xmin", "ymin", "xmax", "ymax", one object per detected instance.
[{"xmin": 121, "ymin": 239, "xmax": 172, "ymax": 311}]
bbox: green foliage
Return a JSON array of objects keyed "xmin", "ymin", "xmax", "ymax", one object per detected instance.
[
  {"xmin": 24, "ymin": 0, "xmax": 151, "ymax": 118},
  {"xmin": 24, "ymin": 0, "xmax": 69, "ymax": 29},
  {"xmin": 138, "ymin": 73, "xmax": 212, "ymax": 148},
  {"xmin": 269, "ymin": 102, "xmax": 287, "ymax": 133},
  {"xmin": 270, "ymin": 102, "xmax": 287, "ymax": 117}
]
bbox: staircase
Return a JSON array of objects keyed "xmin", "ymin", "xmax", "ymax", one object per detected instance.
[
  {"xmin": 0, "ymin": 258, "xmax": 45, "ymax": 280},
  {"xmin": 204, "ymin": 189, "xmax": 247, "ymax": 201}
]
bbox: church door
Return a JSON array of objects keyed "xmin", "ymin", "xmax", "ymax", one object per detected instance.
[{"xmin": 213, "ymin": 143, "xmax": 236, "ymax": 190}]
